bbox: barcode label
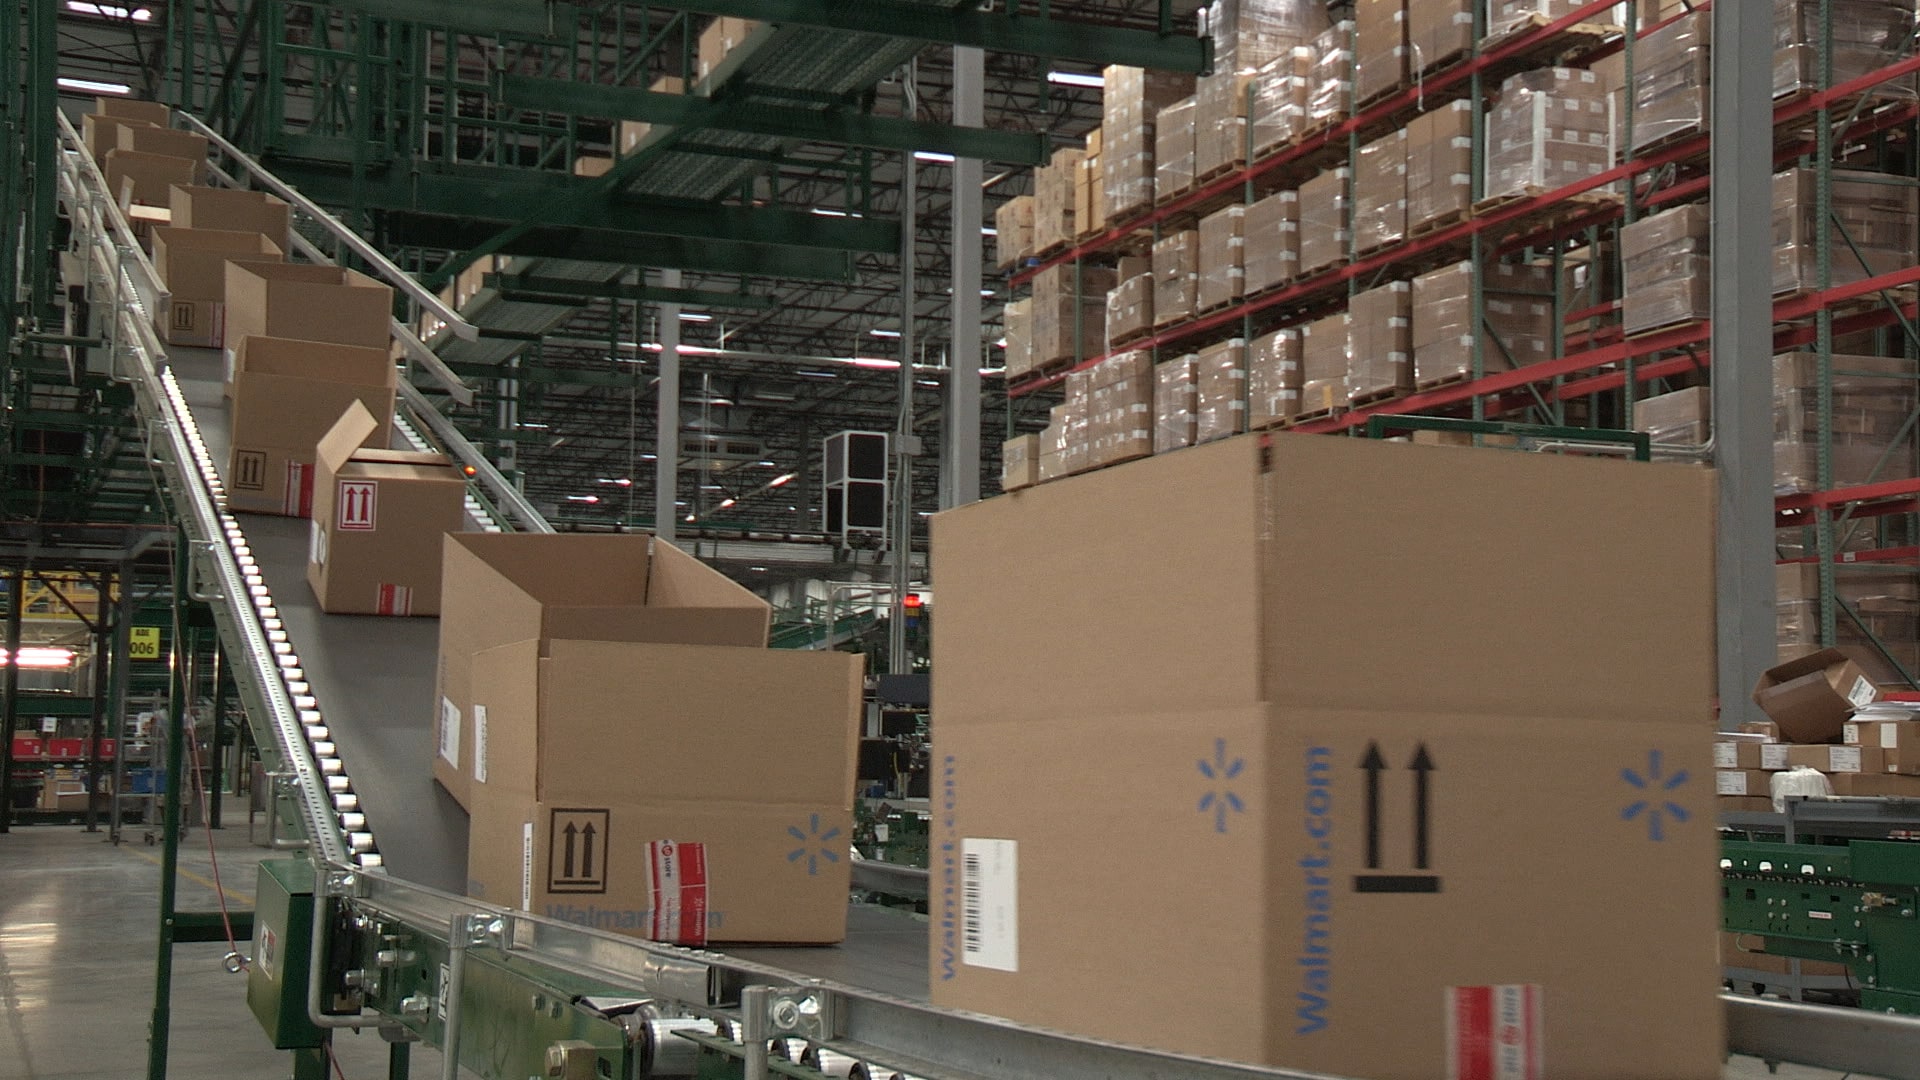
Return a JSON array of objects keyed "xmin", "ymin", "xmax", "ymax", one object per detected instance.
[{"xmin": 960, "ymin": 838, "xmax": 1018, "ymax": 972}]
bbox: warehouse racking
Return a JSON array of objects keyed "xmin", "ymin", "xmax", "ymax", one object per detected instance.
[{"xmin": 1004, "ymin": 0, "xmax": 1920, "ymax": 692}]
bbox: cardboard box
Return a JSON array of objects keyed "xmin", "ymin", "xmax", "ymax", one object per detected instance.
[
  {"xmin": 1248, "ymin": 326, "xmax": 1301, "ymax": 429},
  {"xmin": 1713, "ymin": 738, "xmax": 1764, "ymax": 770},
  {"xmin": 1409, "ymin": 0, "xmax": 1473, "ymax": 71},
  {"xmin": 572, "ymin": 155, "xmax": 613, "ymax": 177},
  {"xmin": 96, "ymin": 96, "xmax": 170, "ymax": 125},
  {"xmin": 114, "ymin": 123, "xmax": 209, "ymax": 171},
  {"xmin": 167, "ymin": 185, "xmax": 291, "ymax": 248},
  {"xmin": 1346, "ymin": 280, "xmax": 1411, "ymax": 401},
  {"xmin": 306, "ymin": 402, "xmax": 468, "ymax": 616},
  {"xmin": 1153, "ymin": 356, "xmax": 1198, "ymax": 453},
  {"xmin": 222, "ymin": 261, "xmax": 393, "ymax": 396},
  {"xmin": 696, "ymin": 15, "xmax": 758, "ymax": 80},
  {"xmin": 1194, "ymin": 338, "xmax": 1248, "ymax": 444},
  {"xmin": 432, "ymin": 533, "xmax": 771, "ymax": 809},
  {"xmin": 1758, "ymin": 743, "xmax": 1792, "ymax": 771},
  {"xmin": 928, "ymin": 434, "xmax": 1720, "ymax": 1077},
  {"xmin": 150, "ymin": 227, "xmax": 284, "ymax": 348},
  {"xmin": 1197, "ymin": 204, "xmax": 1247, "ymax": 312},
  {"xmin": 1844, "ymin": 719, "xmax": 1920, "ymax": 775},
  {"xmin": 1153, "ymin": 96, "xmax": 1197, "ymax": 203},
  {"xmin": 102, "ymin": 149, "xmax": 198, "ymax": 208},
  {"xmin": 1741, "ymin": 720, "xmax": 1782, "ymax": 741},
  {"xmin": 1101, "ymin": 65, "xmax": 1198, "ymax": 220},
  {"xmin": 1716, "ymin": 769, "xmax": 1774, "ymax": 797},
  {"xmin": 1152, "ymin": 230, "xmax": 1199, "ymax": 328},
  {"xmin": 463, "ymin": 638, "xmax": 860, "ymax": 943},
  {"xmin": 1002, "ymin": 434, "xmax": 1041, "ymax": 492},
  {"xmin": 81, "ymin": 113, "xmax": 152, "ymax": 163},
  {"xmin": 994, "ymin": 195, "xmax": 1035, "ymax": 272},
  {"xmin": 617, "ymin": 76, "xmax": 685, "ymax": 156},
  {"xmin": 1298, "ymin": 167, "xmax": 1350, "ymax": 275},
  {"xmin": 1354, "ymin": 0, "xmax": 1408, "ymax": 104},
  {"xmin": 1243, "ymin": 189, "xmax": 1299, "ymax": 294},
  {"xmin": 1782, "ymin": 744, "xmax": 1883, "ymax": 774},
  {"xmin": 1829, "ymin": 772, "xmax": 1920, "ymax": 797},
  {"xmin": 1752, "ymin": 648, "xmax": 1880, "ymax": 743},
  {"xmin": 226, "ymin": 337, "xmax": 397, "ymax": 517},
  {"xmin": 1353, "ymin": 128, "xmax": 1407, "ymax": 253}
]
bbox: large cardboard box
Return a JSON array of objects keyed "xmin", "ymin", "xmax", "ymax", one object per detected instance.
[
  {"xmin": 306, "ymin": 402, "xmax": 468, "ymax": 616},
  {"xmin": 226, "ymin": 337, "xmax": 397, "ymax": 517},
  {"xmin": 1846, "ymin": 719, "xmax": 1920, "ymax": 774},
  {"xmin": 464, "ymin": 639, "xmax": 860, "ymax": 943},
  {"xmin": 168, "ymin": 185, "xmax": 292, "ymax": 248},
  {"xmin": 222, "ymin": 261, "xmax": 393, "ymax": 395},
  {"xmin": 96, "ymin": 96, "xmax": 170, "ymax": 125},
  {"xmin": 1752, "ymin": 647, "xmax": 1879, "ymax": 743},
  {"xmin": 82, "ymin": 113, "xmax": 152, "ymax": 163},
  {"xmin": 150, "ymin": 227, "xmax": 284, "ymax": 348},
  {"xmin": 102, "ymin": 149, "xmax": 198, "ymax": 208},
  {"xmin": 929, "ymin": 435, "xmax": 1720, "ymax": 1077},
  {"xmin": 432, "ymin": 533, "xmax": 771, "ymax": 809},
  {"xmin": 696, "ymin": 16, "xmax": 758, "ymax": 80},
  {"xmin": 114, "ymin": 123, "xmax": 209, "ymax": 172}
]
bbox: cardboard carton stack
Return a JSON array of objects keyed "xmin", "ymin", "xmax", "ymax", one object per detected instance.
[
  {"xmin": 1298, "ymin": 167, "xmax": 1350, "ymax": 275},
  {"xmin": 1410, "ymin": 0, "xmax": 1473, "ymax": 72},
  {"xmin": 1411, "ymin": 260, "xmax": 1556, "ymax": 386},
  {"xmin": 696, "ymin": 16, "xmax": 758, "ymax": 81},
  {"xmin": 1197, "ymin": 205, "xmax": 1247, "ymax": 312},
  {"xmin": 1194, "ymin": 78, "xmax": 1254, "ymax": 182},
  {"xmin": 1154, "ymin": 97, "xmax": 1199, "ymax": 203},
  {"xmin": 1034, "ymin": 148, "xmax": 1084, "ymax": 254},
  {"xmin": 1486, "ymin": 0, "xmax": 1615, "ymax": 42},
  {"xmin": 1030, "ymin": 264, "xmax": 1117, "ymax": 371},
  {"xmin": 1106, "ymin": 264, "xmax": 1155, "ymax": 345},
  {"xmin": 446, "ymin": 533, "xmax": 862, "ymax": 945},
  {"xmin": 1154, "ymin": 355, "xmax": 1200, "ymax": 452},
  {"xmin": 1717, "ymin": 650, "xmax": 1907, "ymax": 812},
  {"xmin": 1002, "ymin": 433, "xmax": 1040, "ymax": 492},
  {"xmin": 1630, "ymin": 11, "xmax": 1708, "ymax": 154},
  {"xmin": 104, "ymin": 127, "xmax": 205, "ymax": 212},
  {"xmin": 1306, "ymin": 21, "xmax": 1356, "ymax": 131},
  {"xmin": 1774, "ymin": 352, "xmax": 1919, "ymax": 495},
  {"xmin": 1778, "ymin": 564, "xmax": 1920, "ymax": 685},
  {"xmin": 1242, "ymin": 189, "xmax": 1300, "ymax": 294},
  {"xmin": 1002, "ymin": 298, "xmax": 1034, "ymax": 380},
  {"xmin": 1153, "ymin": 230, "xmax": 1200, "ymax": 328},
  {"xmin": 150, "ymin": 227, "xmax": 284, "ymax": 348},
  {"xmin": 1353, "ymin": 0, "xmax": 1407, "ymax": 105},
  {"xmin": 226, "ymin": 336, "xmax": 397, "ymax": 518},
  {"xmin": 1194, "ymin": 338, "xmax": 1249, "ymax": 443},
  {"xmin": 1084, "ymin": 351, "xmax": 1155, "ymax": 469},
  {"xmin": 84, "ymin": 97, "xmax": 161, "ymax": 163},
  {"xmin": 1353, "ymin": 129, "xmax": 1407, "ymax": 253},
  {"xmin": 1773, "ymin": 167, "xmax": 1920, "ymax": 296},
  {"xmin": 994, "ymin": 196, "xmax": 1034, "ymax": 272},
  {"xmin": 1484, "ymin": 68, "xmax": 1610, "ymax": 201},
  {"xmin": 1346, "ymin": 280, "xmax": 1412, "ymax": 403},
  {"xmin": 1620, "ymin": 203, "xmax": 1710, "ymax": 336},
  {"xmin": 1073, "ymin": 132, "xmax": 1108, "ymax": 240},
  {"xmin": 1193, "ymin": 0, "xmax": 1329, "ymax": 175},
  {"xmin": 1632, "ymin": 386, "xmax": 1709, "ymax": 447},
  {"xmin": 1406, "ymin": 100, "xmax": 1473, "ymax": 232},
  {"xmin": 1248, "ymin": 326, "xmax": 1300, "ymax": 428},
  {"xmin": 1101, "ymin": 66, "xmax": 1198, "ymax": 222},
  {"xmin": 1250, "ymin": 47, "xmax": 1315, "ymax": 157},
  {"xmin": 1038, "ymin": 398, "xmax": 1081, "ymax": 483},
  {"xmin": 1774, "ymin": 0, "xmax": 1915, "ymax": 102},
  {"xmin": 930, "ymin": 434, "xmax": 1721, "ymax": 1078},
  {"xmin": 1299, "ymin": 311, "xmax": 1350, "ymax": 418}
]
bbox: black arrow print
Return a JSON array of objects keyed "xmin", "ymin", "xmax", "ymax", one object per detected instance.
[
  {"xmin": 1410, "ymin": 743, "xmax": 1434, "ymax": 870},
  {"xmin": 562, "ymin": 822, "xmax": 578, "ymax": 878},
  {"xmin": 580, "ymin": 822, "xmax": 597, "ymax": 878},
  {"xmin": 1360, "ymin": 742, "xmax": 1385, "ymax": 870}
]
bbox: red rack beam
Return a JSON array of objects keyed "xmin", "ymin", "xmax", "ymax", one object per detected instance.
[{"xmin": 1779, "ymin": 547, "xmax": 1920, "ymax": 565}]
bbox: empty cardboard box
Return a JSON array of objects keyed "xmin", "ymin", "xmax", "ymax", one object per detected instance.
[
  {"xmin": 306, "ymin": 401, "xmax": 468, "ymax": 617},
  {"xmin": 168, "ymin": 185, "xmax": 292, "ymax": 248},
  {"xmin": 222, "ymin": 260, "xmax": 394, "ymax": 396},
  {"xmin": 226, "ymin": 336, "xmax": 397, "ymax": 517},
  {"xmin": 150, "ymin": 227, "xmax": 284, "ymax": 348},
  {"xmin": 103, "ymin": 149, "xmax": 198, "ymax": 208},
  {"xmin": 1752, "ymin": 647, "xmax": 1879, "ymax": 743}
]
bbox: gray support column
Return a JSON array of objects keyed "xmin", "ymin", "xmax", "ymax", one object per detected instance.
[
  {"xmin": 890, "ymin": 65, "xmax": 920, "ymax": 675},
  {"xmin": 944, "ymin": 45, "xmax": 985, "ymax": 510},
  {"xmin": 656, "ymin": 268, "xmax": 682, "ymax": 542},
  {"xmin": 1711, "ymin": 0, "xmax": 1775, "ymax": 729}
]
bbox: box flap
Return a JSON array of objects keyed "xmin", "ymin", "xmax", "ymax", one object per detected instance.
[
  {"xmin": 350, "ymin": 448, "xmax": 452, "ymax": 468},
  {"xmin": 1753, "ymin": 647, "xmax": 1852, "ymax": 696},
  {"xmin": 317, "ymin": 401, "xmax": 382, "ymax": 473},
  {"xmin": 235, "ymin": 336, "xmax": 396, "ymax": 389}
]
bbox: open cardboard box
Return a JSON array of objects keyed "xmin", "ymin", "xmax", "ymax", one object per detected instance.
[
  {"xmin": 150, "ymin": 226, "xmax": 284, "ymax": 347},
  {"xmin": 226, "ymin": 337, "xmax": 396, "ymax": 517},
  {"xmin": 1751, "ymin": 647, "xmax": 1878, "ymax": 744}
]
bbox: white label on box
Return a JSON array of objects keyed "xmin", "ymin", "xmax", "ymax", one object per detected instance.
[
  {"xmin": 521, "ymin": 821, "xmax": 534, "ymax": 911},
  {"xmin": 308, "ymin": 520, "xmax": 327, "ymax": 567},
  {"xmin": 1831, "ymin": 746, "xmax": 1865, "ymax": 773},
  {"xmin": 472, "ymin": 705, "xmax": 488, "ymax": 783},
  {"xmin": 438, "ymin": 696, "xmax": 459, "ymax": 766},
  {"xmin": 1761, "ymin": 744, "xmax": 1790, "ymax": 770},
  {"xmin": 961, "ymin": 838, "xmax": 1019, "ymax": 972},
  {"xmin": 1886, "ymin": 725, "xmax": 1902, "ymax": 750},
  {"xmin": 1713, "ymin": 742, "xmax": 1737, "ymax": 769},
  {"xmin": 1716, "ymin": 771, "xmax": 1750, "ymax": 796},
  {"xmin": 1849, "ymin": 676, "xmax": 1878, "ymax": 709},
  {"xmin": 1845, "ymin": 723, "xmax": 1862, "ymax": 745}
]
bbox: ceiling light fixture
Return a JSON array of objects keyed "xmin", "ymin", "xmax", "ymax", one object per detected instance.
[
  {"xmin": 65, "ymin": 1, "xmax": 152, "ymax": 18},
  {"xmin": 913, "ymin": 150, "xmax": 957, "ymax": 164},
  {"xmin": 718, "ymin": 498, "xmax": 737, "ymax": 509},
  {"xmin": 981, "ymin": 226, "xmax": 998, "ymax": 236},
  {"xmin": 769, "ymin": 473, "xmax": 797, "ymax": 488},
  {"xmin": 1047, "ymin": 70, "xmax": 1106, "ymax": 89},
  {"xmin": 566, "ymin": 494, "xmax": 601, "ymax": 504},
  {"xmin": 55, "ymin": 76, "xmax": 131, "ymax": 95},
  {"xmin": 2, "ymin": 647, "xmax": 75, "ymax": 669},
  {"xmin": 678, "ymin": 312, "xmax": 712, "ymax": 322},
  {"xmin": 868, "ymin": 328, "xmax": 901, "ymax": 339}
]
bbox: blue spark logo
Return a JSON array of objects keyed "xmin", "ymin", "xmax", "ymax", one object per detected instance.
[
  {"xmin": 1621, "ymin": 750, "xmax": 1691, "ymax": 841},
  {"xmin": 1197, "ymin": 738, "xmax": 1247, "ymax": 833},
  {"xmin": 785, "ymin": 813, "xmax": 843, "ymax": 875}
]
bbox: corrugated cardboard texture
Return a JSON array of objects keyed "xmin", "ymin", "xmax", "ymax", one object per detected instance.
[
  {"xmin": 114, "ymin": 124, "xmax": 209, "ymax": 170},
  {"xmin": 81, "ymin": 113, "xmax": 151, "ymax": 163},
  {"xmin": 168, "ymin": 185, "xmax": 291, "ymax": 248},
  {"xmin": 225, "ymin": 337, "xmax": 397, "ymax": 517},
  {"xmin": 222, "ymin": 262, "xmax": 394, "ymax": 396},
  {"xmin": 930, "ymin": 435, "xmax": 1720, "ymax": 1078},
  {"xmin": 102, "ymin": 149, "xmax": 197, "ymax": 208},
  {"xmin": 1354, "ymin": 0, "xmax": 1407, "ymax": 103}
]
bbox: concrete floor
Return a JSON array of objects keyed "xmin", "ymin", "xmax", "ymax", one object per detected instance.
[{"xmin": 0, "ymin": 823, "xmax": 1886, "ymax": 1080}]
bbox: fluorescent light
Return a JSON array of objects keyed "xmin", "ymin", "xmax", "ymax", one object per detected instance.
[
  {"xmin": 519, "ymin": 421, "xmax": 550, "ymax": 430},
  {"xmin": 678, "ymin": 312, "xmax": 712, "ymax": 322},
  {"xmin": 844, "ymin": 357, "xmax": 900, "ymax": 370},
  {"xmin": 756, "ymin": 460, "xmax": 778, "ymax": 467},
  {"xmin": 1047, "ymin": 70, "xmax": 1106, "ymax": 89},
  {"xmin": 566, "ymin": 494, "xmax": 600, "ymax": 504},
  {"xmin": 595, "ymin": 477, "xmax": 632, "ymax": 487},
  {"xmin": 66, "ymin": 1, "xmax": 153, "ymax": 18},
  {"xmin": 916, "ymin": 378, "xmax": 940, "ymax": 387},
  {"xmin": 769, "ymin": 473, "xmax": 797, "ymax": 488},
  {"xmin": 994, "ymin": 337, "xmax": 1007, "ymax": 348},
  {"xmin": 980, "ymin": 367, "xmax": 1007, "ymax": 377},
  {"xmin": 810, "ymin": 207, "xmax": 851, "ymax": 217},
  {"xmin": 700, "ymin": 483, "xmax": 724, "ymax": 491},
  {"xmin": 685, "ymin": 513, "xmax": 698, "ymax": 522},
  {"xmin": 913, "ymin": 151, "xmax": 956, "ymax": 164},
  {"xmin": 980, "ymin": 289, "xmax": 997, "ymax": 297},
  {"xmin": 796, "ymin": 370, "xmax": 839, "ymax": 379},
  {"xmin": 718, "ymin": 498, "xmax": 737, "ymax": 509},
  {"xmin": 640, "ymin": 453, "xmax": 659, "ymax": 461},
  {"xmin": 750, "ymin": 566, "xmax": 768, "ymax": 572},
  {"xmin": 3, "ymin": 647, "xmax": 75, "ymax": 669},
  {"xmin": 56, "ymin": 77, "xmax": 131, "ymax": 95},
  {"xmin": 868, "ymin": 328, "xmax": 901, "ymax": 339},
  {"xmin": 981, "ymin": 226, "xmax": 998, "ymax": 236}
]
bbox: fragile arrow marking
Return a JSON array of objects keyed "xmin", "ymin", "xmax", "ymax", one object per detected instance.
[
  {"xmin": 1410, "ymin": 743, "xmax": 1434, "ymax": 870},
  {"xmin": 562, "ymin": 822, "xmax": 578, "ymax": 878},
  {"xmin": 1360, "ymin": 742, "xmax": 1385, "ymax": 870},
  {"xmin": 580, "ymin": 822, "xmax": 597, "ymax": 878}
]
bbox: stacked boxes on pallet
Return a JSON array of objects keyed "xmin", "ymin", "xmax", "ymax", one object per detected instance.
[
  {"xmin": 1034, "ymin": 148, "xmax": 1084, "ymax": 254},
  {"xmin": 1074, "ymin": 133, "xmax": 1108, "ymax": 240},
  {"xmin": 1250, "ymin": 47, "xmax": 1315, "ymax": 158},
  {"xmin": 1307, "ymin": 21, "xmax": 1355, "ymax": 129},
  {"xmin": 1774, "ymin": 168, "xmax": 1920, "ymax": 296},
  {"xmin": 1484, "ymin": 68, "xmax": 1611, "ymax": 201},
  {"xmin": 1630, "ymin": 11, "xmax": 1708, "ymax": 153},
  {"xmin": 1353, "ymin": 0, "xmax": 1407, "ymax": 106},
  {"xmin": 1406, "ymin": 99, "xmax": 1473, "ymax": 233},
  {"xmin": 1085, "ymin": 352, "xmax": 1155, "ymax": 469},
  {"xmin": 1410, "ymin": 0, "xmax": 1473, "ymax": 73},
  {"xmin": 1153, "ymin": 231, "xmax": 1200, "ymax": 328},
  {"xmin": 1153, "ymin": 355, "xmax": 1199, "ymax": 452},
  {"xmin": 1248, "ymin": 326, "xmax": 1301, "ymax": 427},
  {"xmin": 1774, "ymin": 352, "xmax": 1919, "ymax": 495},
  {"xmin": 1774, "ymin": 0, "xmax": 1916, "ymax": 102},
  {"xmin": 1194, "ymin": 338, "xmax": 1249, "ymax": 443},
  {"xmin": 1620, "ymin": 203, "xmax": 1710, "ymax": 336},
  {"xmin": 1154, "ymin": 97, "xmax": 1198, "ymax": 203},
  {"xmin": 1299, "ymin": 311, "xmax": 1350, "ymax": 418},
  {"xmin": 1197, "ymin": 205, "xmax": 1247, "ymax": 312},
  {"xmin": 1778, "ymin": 565, "xmax": 1920, "ymax": 684},
  {"xmin": 1298, "ymin": 167, "xmax": 1350, "ymax": 275},
  {"xmin": 1411, "ymin": 260, "xmax": 1556, "ymax": 387},
  {"xmin": 1196, "ymin": 0, "xmax": 1332, "ymax": 178},
  {"xmin": 1347, "ymin": 281, "xmax": 1412, "ymax": 404},
  {"xmin": 1030, "ymin": 264, "xmax": 1117, "ymax": 373},
  {"xmin": 1633, "ymin": 386, "xmax": 1710, "ymax": 447},
  {"xmin": 1101, "ymin": 66, "xmax": 1197, "ymax": 222},
  {"xmin": 1353, "ymin": 129, "xmax": 1408, "ymax": 254},
  {"xmin": 1242, "ymin": 190, "xmax": 1299, "ymax": 294},
  {"xmin": 1002, "ymin": 298, "xmax": 1033, "ymax": 380},
  {"xmin": 994, "ymin": 196, "xmax": 1033, "ymax": 273}
]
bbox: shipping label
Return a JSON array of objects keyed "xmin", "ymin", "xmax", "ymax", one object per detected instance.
[
  {"xmin": 438, "ymin": 696, "xmax": 459, "ymax": 766},
  {"xmin": 1831, "ymin": 746, "xmax": 1864, "ymax": 773},
  {"xmin": 1761, "ymin": 744, "xmax": 1791, "ymax": 770},
  {"xmin": 471, "ymin": 705, "xmax": 488, "ymax": 783},
  {"xmin": 1715, "ymin": 770, "xmax": 1750, "ymax": 796},
  {"xmin": 1849, "ymin": 676, "xmax": 1878, "ymax": 709},
  {"xmin": 1885, "ymin": 724, "xmax": 1902, "ymax": 750},
  {"xmin": 1447, "ymin": 984, "xmax": 1542, "ymax": 1080},
  {"xmin": 520, "ymin": 822, "xmax": 533, "ymax": 911},
  {"xmin": 375, "ymin": 585, "xmax": 413, "ymax": 617},
  {"xmin": 1712, "ymin": 742, "xmax": 1737, "ymax": 769},
  {"xmin": 308, "ymin": 520, "xmax": 327, "ymax": 568},
  {"xmin": 645, "ymin": 840, "xmax": 709, "ymax": 946},
  {"xmin": 960, "ymin": 838, "xmax": 1018, "ymax": 972}
]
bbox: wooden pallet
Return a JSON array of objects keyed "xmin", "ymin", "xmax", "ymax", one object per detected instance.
[
  {"xmin": 1407, "ymin": 205, "xmax": 1471, "ymax": 240},
  {"xmin": 1194, "ymin": 160, "xmax": 1243, "ymax": 187},
  {"xmin": 1414, "ymin": 370, "xmax": 1474, "ymax": 394},
  {"xmin": 1412, "ymin": 48, "xmax": 1470, "ymax": 82},
  {"xmin": 1281, "ymin": 404, "xmax": 1347, "ymax": 428},
  {"xmin": 1108, "ymin": 325, "xmax": 1156, "ymax": 350},
  {"xmin": 1627, "ymin": 123, "xmax": 1708, "ymax": 163},
  {"xmin": 1152, "ymin": 182, "xmax": 1196, "ymax": 208},
  {"xmin": 1349, "ymin": 385, "xmax": 1409, "ymax": 410},
  {"xmin": 1195, "ymin": 295, "xmax": 1246, "ymax": 318},
  {"xmin": 1624, "ymin": 314, "xmax": 1708, "ymax": 341},
  {"xmin": 1481, "ymin": 14, "xmax": 1621, "ymax": 66}
]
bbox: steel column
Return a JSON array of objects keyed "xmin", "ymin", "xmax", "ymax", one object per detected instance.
[
  {"xmin": 26, "ymin": 0, "xmax": 57, "ymax": 316},
  {"xmin": 0, "ymin": 565, "xmax": 21, "ymax": 833},
  {"xmin": 889, "ymin": 65, "xmax": 919, "ymax": 674},
  {"xmin": 944, "ymin": 46, "xmax": 984, "ymax": 510},
  {"xmin": 86, "ymin": 569, "xmax": 111, "ymax": 832},
  {"xmin": 146, "ymin": 535, "xmax": 190, "ymax": 1080},
  {"xmin": 1711, "ymin": 0, "xmax": 1776, "ymax": 729},
  {"xmin": 107, "ymin": 559, "xmax": 135, "ymax": 843},
  {"xmin": 656, "ymin": 269, "xmax": 682, "ymax": 542}
]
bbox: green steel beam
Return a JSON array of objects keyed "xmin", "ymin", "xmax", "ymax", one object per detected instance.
[
  {"xmin": 499, "ymin": 75, "xmax": 1049, "ymax": 164},
  {"xmin": 483, "ymin": 273, "xmax": 773, "ymax": 308},
  {"xmin": 641, "ymin": 0, "xmax": 1210, "ymax": 71},
  {"xmin": 265, "ymin": 160, "xmax": 898, "ymax": 252},
  {"xmin": 312, "ymin": 0, "xmax": 576, "ymax": 38},
  {"xmin": 382, "ymin": 216, "xmax": 857, "ymax": 280},
  {"xmin": 442, "ymin": 360, "xmax": 642, "ymax": 387}
]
